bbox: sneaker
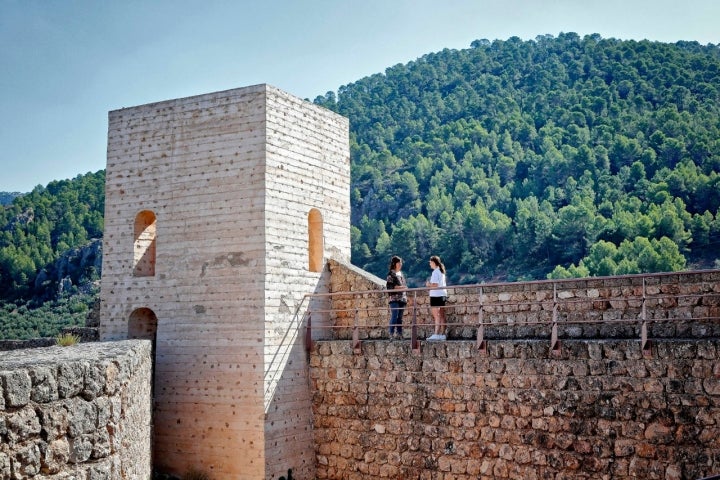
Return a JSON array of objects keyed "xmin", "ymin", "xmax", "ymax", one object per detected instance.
[{"xmin": 427, "ymin": 334, "xmax": 440, "ymax": 341}]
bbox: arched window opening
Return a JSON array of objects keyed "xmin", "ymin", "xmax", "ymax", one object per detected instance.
[
  {"xmin": 308, "ymin": 209, "xmax": 324, "ymax": 272},
  {"xmin": 128, "ymin": 307, "xmax": 158, "ymax": 341},
  {"xmin": 134, "ymin": 210, "xmax": 157, "ymax": 277}
]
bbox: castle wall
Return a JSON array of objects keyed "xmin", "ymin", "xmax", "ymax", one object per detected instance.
[
  {"xmin": 0, "ymin": 340, "xmax": 152, "ymax": 479},
  {"xmin": 311, "ymin": 265, "xmax": 720, "ymax": 479},
  {"xmin": 325, "ymin": 268, "xmax": 720, "ymax": 342},
  {"xmin": 310, "ymin": 339, "xmax": 720, "ymax": 479}
]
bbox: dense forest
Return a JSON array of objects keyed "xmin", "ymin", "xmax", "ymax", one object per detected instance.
[
  {"xmin": 0, "ymin": 172, "xmax": 104, "ymax": 338},
  {"xmin": 2, "ymin": 33, "xmax": 720, "ymax": 338},
  {"xmin": 315, "ymin": 33, "xmax": 720, "ymax": 283}
]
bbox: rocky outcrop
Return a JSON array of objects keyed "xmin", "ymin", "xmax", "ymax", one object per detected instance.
[{"xmin": 33, "ymin": 238, "xmax": 102, "ymax": 300}]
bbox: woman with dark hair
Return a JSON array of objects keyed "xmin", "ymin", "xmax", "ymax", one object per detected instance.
[
  {"xmin": 386, "ymin": 255, "xmax": 408, "ymax": 339},
  {"xmin": 426, "ymin": 255, "xmax": 447, "ymax": 341}
]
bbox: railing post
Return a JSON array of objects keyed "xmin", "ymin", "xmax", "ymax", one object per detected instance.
[
  {"xmin": 641, "ymin": 277, "xmax": 651, "ymax": 357},
  {"xmin": 352, "ymin": 307, "xmax": 362, "ymax": 354},
  {"xmin": 476, "ymin": 287, "xmax": 487, "ymax": 355},
  {"xmin": 305, "ymin": 314, "xmax": 313, "ymax": 353},
  {"xmin": 550, "ymin": 282, "xmax": 561, "ymax": 356},
  {"xmin": 411, "ymin": 291, "xmax": 420, "ymax": 353}
]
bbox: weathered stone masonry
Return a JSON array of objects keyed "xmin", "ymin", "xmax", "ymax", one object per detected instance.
[
  {"xmin": 315, "ymin": 264, "xmax": 720, "ymax": 479},
  {"xmin": 310, "ymin": 339, "xmax": 720, "ymax": 480},
  {"xmin": 2, "ymin": 264, "xmax": 717, "ymax": 480},
  {"xmin": 0, "ymin": 340, "xmax": 152, "ymax": 479},
  {"xmin": 326, "ymin": 265, "xmax": 720, "ymax": 343}
]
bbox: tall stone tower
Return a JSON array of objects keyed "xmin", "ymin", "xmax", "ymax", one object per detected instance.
[{"xmin": 99, "ymin": 84, "xmax": 350, "ymax": 479}]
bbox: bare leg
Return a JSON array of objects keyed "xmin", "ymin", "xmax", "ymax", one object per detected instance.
[
  {"xmin": 439, "ymin": 306, "xmax": 446, "ymax": 336},
  {"xmin": 431, "ymin": 306, "xmax": 440, "ymax": 335}
]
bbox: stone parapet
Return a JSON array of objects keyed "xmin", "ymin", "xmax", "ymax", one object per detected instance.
[
  {"xmin": 0, "ymin": 339, "xmax": 55, "ymax": 352},
  {"xmin": 327, "ymin": 259, "xmax": 386, "ymax": 336},
  {"xmin": 0, "ymin": 340, "xmax": 152, "ymax": 479},
  {"xmin": 318, "ymin": 269, "xmax": 720, "ymax": 342},
  {"xmin": 60, "ymin": 327, "xmax": 100, "ymax": 344},
  {"xmin": 310, "ymin": 338, "xmax": 720, "ymax": 479}
]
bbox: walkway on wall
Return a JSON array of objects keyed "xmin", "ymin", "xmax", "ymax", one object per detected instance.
[{"xmin": 302, "ymin": 269, "xmax": 720, "ymax": 357}]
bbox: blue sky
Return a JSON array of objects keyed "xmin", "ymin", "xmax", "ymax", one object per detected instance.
[{"xmin": 1, "ymin": 0, "xmax": 718, "ymax": 193}]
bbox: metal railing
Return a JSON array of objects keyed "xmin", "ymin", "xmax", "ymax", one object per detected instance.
[{"xmin": 302, "ymin": 270, "xmax": 720, "ymax": 356}]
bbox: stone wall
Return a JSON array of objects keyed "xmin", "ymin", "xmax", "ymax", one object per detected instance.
[
  {"xmin": 321, "ymin": 269, "xmax": 720, "ymax": 342},
  {"xmin": 0, "ymin": 339, "xmax": 55, "ymax": 352},
  {"xmin": 310, "ymin": 338, "xmax": 720, "ymax": 479},
  {"xmin": 312, "ymin": 268, "xmax": 720, "ymax": 479},
  {"xmin": 0, "ymin": 340, "xmax": 152, "ymax": 479},
  {"xmin": 326, "ymin": 259, "xmax": 386, "ymax": 339}
]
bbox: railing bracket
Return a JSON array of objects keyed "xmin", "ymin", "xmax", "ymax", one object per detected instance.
[
  {"xmin": 476, "ymin": 325, "xmax": 487, "ymax": 356},
  {"xmin": 641, "ymin": 321, "xmax": 651, "ymax": 358},
  {"xmin": 476, "ymin": 291, "xmax": 487, "ymax": 356},
  {"xmin": 352, "ymin": 308, "xmax": 362, "ymax": 354},
  {"xmin": 411, "ymin": 292, "xmax": 421, "ymax": 353},
  {"xmin": 305, "ymin": 315, "xmax": 313, "ymax": 353},
  {"xmin": 641, "ymin": 278, "xmax": 652, "ymax": 358},
  {"xmin": 550, "ymin": 291, "xmax": 561, "ymax": 356}
]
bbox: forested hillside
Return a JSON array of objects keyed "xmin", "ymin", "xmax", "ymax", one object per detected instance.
[
  {"xmin": 0, "ymin": 172, "xmax": 104, "ymax": 339},
  {"xmin": 314, "ymin": 33, "xmax": 720, "ymax": 283},
  {"xmin": 0, "ymin": 192, "xmax": 23, "ymax": 206},
  {"xmin": 2, "ymin": 33, "xmax": 720, "ymax": 339}
]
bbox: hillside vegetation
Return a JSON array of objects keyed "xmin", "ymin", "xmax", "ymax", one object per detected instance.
[
  {"xmin": 315, "ymin": 33, "xmax": 720, "ymax": 283},
  {"xmin": 0, "ymin": 192, "xmax": 23, "ymax": 206},
  {"xmin": 2, "ymin": 33, "xmax": 720, "ymax": 338},
  {"xmin": 0, "ymin": 172, "xmax": 104, "ymax": 338}
]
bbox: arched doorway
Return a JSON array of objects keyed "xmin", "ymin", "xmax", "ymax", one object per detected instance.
[{"xmin": 128, "ymin": 307, "xmax": 158, "ymax": 340}]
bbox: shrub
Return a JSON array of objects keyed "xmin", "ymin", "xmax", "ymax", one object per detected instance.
[{"xmin": 56, "ymin": 332, "xmax": 80, "ymax": 346}]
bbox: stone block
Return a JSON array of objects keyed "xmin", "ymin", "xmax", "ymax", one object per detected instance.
[
  {"xmin": 0, "ymin": 452, "xmax": 9, "ymax": 478},
  {"xmin": 40, "ymin": 438, "xmax": 71, "ymax": 474},
  {"xmin": 57, "ymin": 362, "xmax": 85, "ymax": 399},
  {"xmin": 30, "ymin": 366, "xmax": 59, "ymax": 403},
  {"xmin": 1, "ymin": 370, "xmax": 31, "ymax": 407},
  {"xmin": 6, "ymin": 406, "xmax": 42, "ymax": 444},
  {"xmin": 14, "ymin": 442, "xmax": 42, "ymax": 477}
]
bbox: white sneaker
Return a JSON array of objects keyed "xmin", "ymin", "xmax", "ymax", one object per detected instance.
[{"xmin": 427, "ymin": 334, "xmax": 439, "ymax": 341}]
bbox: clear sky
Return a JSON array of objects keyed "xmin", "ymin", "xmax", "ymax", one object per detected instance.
[{"xmin": 1, "ymin": 0, "xmax": 718, "ymax": 193}]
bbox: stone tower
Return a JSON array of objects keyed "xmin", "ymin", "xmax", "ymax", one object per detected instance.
[{"xmin": 99, "ymin": 84, "xmax": 350, "ymax": 479}]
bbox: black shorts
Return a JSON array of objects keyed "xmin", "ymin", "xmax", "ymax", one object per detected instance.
[{"xmin": 430, "ymin": 296, "xmax": 446, "ymax": 307}]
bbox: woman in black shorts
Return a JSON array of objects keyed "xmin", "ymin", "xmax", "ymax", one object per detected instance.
[{"xmin": 425, "ymin": 255, "xmax": 447, "ymax": 340}]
